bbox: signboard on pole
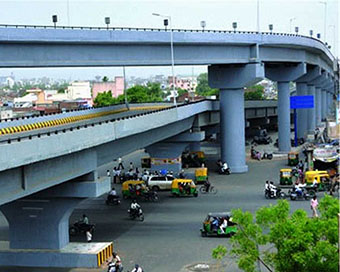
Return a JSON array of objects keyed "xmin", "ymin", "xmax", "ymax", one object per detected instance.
[{"xmin": 290, "ymin": 95, "xmax": 314, "ymax": 109}]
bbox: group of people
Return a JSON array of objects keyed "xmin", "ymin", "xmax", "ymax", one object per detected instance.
[
  {"xmin": 210, "ymin": 216, "xmax": 235, "ymax": 234},
  {"xmin": 265, "ymin": 181, "xmax": 278, "ymax": 197},
  {"xmin": 107, "ymin": 252, "xmax": 143, "ymax": 272},
  {"xmin": 178, "ymin": 181, "xmax": 193, "ymax": 195}
]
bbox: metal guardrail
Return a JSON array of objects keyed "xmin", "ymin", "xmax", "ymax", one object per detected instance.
[
  {"xmin": 0, "ymin": 24, "xmax": 332, "ymax": 57},
  {"xmin": 0, "ymin": 100, "xmax": 209, "ymax": 144}
]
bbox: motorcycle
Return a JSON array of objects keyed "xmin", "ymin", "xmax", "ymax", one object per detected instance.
[
  {"xmin": 264, "ymin": 188, "xmax": 286, "ymax": 199},
  {"xmin": 288, "ymin": 188, "xmax": 311, "ymax": 201},
  {"xmin": 262, "ymin": 152, "xmax": 273, "ymax": 160},
  {"xmin": 69, "ymin": 221, "xmax": 95, "ymax": 236},
  {"xmin": 142, "ymin": 191, "xmax": 159, "ymax": 202},
  {"xmin": 107, "ymin": 262, "xmax": 123, "ymax": 272},
  {"xmin": 218, "ymin": 167, "xmax": 231, "ymax": 175},
  {"xmin": 128, "ymin": 208, "xmax": 144, "ymax": 221},
  {"xmin": 106, "ymin": 194, "xmax": 121, "ymax": 205}
]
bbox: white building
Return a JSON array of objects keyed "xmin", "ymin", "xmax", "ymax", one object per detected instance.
[
  {"xmin": 66, "ymin": 81, "xmax": 91, "ymax": 100},
  {"xmin": 0, "ymin": 108, "xmax": 13, "ymax": 119}
]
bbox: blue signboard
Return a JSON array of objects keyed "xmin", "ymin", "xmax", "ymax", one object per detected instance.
[{"xmin": 290, "ymin": 95, "xmax": 314, "ymax": 109}]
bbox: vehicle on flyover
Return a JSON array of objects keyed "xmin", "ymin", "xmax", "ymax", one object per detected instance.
[
  {"xmin": 200, "ymin": 212, "xmax": 237, "ymax": 237},
  {"xmin": 171, "ymin": 179, "xmax": 198, "ymax": 197}
]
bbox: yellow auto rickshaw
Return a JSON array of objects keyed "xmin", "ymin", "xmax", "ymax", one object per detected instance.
[
  {"xmin": 280, "ymin": 169, "xmax": 293, "ymax": 185},
  {"xmin": 288, "ymin": 152, "xmax": 299, "ymax": 166},
  {"xmin": 171, "ymin": 179, "xmax": 198, "ymax": 197},
  {"xmin": 122, "ymin": 180, "xmax": 147, "ymax": 199},
  {"xmin": 195, "ymin": 167, "xmax": 208, "ymax": 184},
  {"xmin": 305, "ymin": 170, "xmax": 328, "ymax": 183}
]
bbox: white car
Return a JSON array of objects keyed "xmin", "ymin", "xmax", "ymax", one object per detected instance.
[{"xmin": 147, "ymin": 175, "xmax": 175, "ymax": 191}]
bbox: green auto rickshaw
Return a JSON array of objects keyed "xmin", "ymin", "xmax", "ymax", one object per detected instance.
[
  {"xmin": 280, "ymin": 169, "xmax": 293, "ymax": 185},
  {"xmin": 200, "ymin": 212, "xmax": 237, "ymax": 237},
  {"xmin": 171, "ymin": 179, "xmax": 198, "ymax": 197},
  {"xmin": 288, "ymin": 152, "xmax": 299, "ymax": 166}
]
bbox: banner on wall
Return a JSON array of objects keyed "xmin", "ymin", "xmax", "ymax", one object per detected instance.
[{"xmin": 151, "ymin": 157, "xmax": 181, "ymax": 165}]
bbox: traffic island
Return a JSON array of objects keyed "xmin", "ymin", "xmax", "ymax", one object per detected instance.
[{"xmin": 0, "ymin": 241, "xmax": 113, "ymax": 268}]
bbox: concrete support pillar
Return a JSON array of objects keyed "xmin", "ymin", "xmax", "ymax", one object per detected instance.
[
  {"xmin": 265, "ymin": 62, "xmax": 306, "ymax": 152},
  {"xmin": 277, "ymin": 82, "xmax": 291, "ymax": 152},
  {"xmin": 1, "ymin": 198, "xmax": 83, "ymax": 249},
  {"xmin": 219, "ymin": 88, "xmax": 247, "ymax": 172},
  {"xmin": 189, "ymin": 142, "xmax": 201, "ymax": 152},
  {"xmin": 296, "ymin": 82, "xmax": 308, "ymax": 138},
  {"xmin": 321, "ymin": 90, "xmax": 327, "ymax": 120},
  {"xmin": 307, "ymin": 84, "xmax": 316, "ymax": 132},
  {"xmin": 146, "ymin": 143, "xmax": 188, "ymax": 173},
  {"xmin": 315, "ymin": 87, "xmax": 322, "ymax": 126},
  {"xmin": 208, "ymin": 63, "xmax": 264, "ymax": 173}
]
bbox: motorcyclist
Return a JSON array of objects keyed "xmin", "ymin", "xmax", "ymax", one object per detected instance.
[
  {"xmin": 221, "ymin": 162, "xmax": 230, "ymax": 174},
  {"xmin": 265, "ymin": 180, "xmax": 270, "ymax": 195},
  {"xmin": 110, "ymin": 252, "xmax": 122, "ymax": 272},
  {"xmin": 294, "ymin": 182, "xmax": 306, "ymax": 196},
  {"xmin": 204, "ymin": 178, "xmax": 211, "ymax": 192},
  {"xmin": 108, "ymin": 187, "xmax": 118, "ymax": 201},
  {"xmin": 179, "ymin": 169, "xmax": 185, "ymax": 179},
  {"xmin": 269, "ymin": 182, "xmax": 277, "ymax": 197},
  {"xmin": 131, "ymin": 264, "xmax": 143, "ymax": 272},
  {"xmin": 130, "ymin": 199, "xmax": 141, "ymax": 217},
  {"xmin": 81, "ymin": 214, "xmax": 89, "ymax": 226}
]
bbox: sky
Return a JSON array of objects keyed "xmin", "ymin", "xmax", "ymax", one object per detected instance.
[{"xmin": 0, "ymin": 0, "xmax": 338, "ymax": 80}]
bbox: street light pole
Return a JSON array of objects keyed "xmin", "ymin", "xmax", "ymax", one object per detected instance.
[
  {"xmin": 289, "ymin": 17, "xmax": 296, "ymax": 33},
  {"xmin": 153, "ymin": 13, "xmax": 177, "ymax": 107},
  {"xmin": 256, "ymin": 0, "xmax": 260, "ymax": 32},
  {"xmin": 319, "ymin": 1, "xmax": 327, "ymax": 42}
]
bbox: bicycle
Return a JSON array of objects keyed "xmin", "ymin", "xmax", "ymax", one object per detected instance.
[{"xmin": 199, "ymin": 185, "xmax": 218, "ymax": 194}]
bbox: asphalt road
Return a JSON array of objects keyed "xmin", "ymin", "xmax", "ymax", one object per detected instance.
[{"xmin": 0, "ymin": 142, "xmax": 335, "ymax": 272}]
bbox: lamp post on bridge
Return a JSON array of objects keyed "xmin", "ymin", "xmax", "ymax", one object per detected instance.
[
  {"xmin": 52, "ymin": 15, "xmax": 58, "ymax": 28},
  {"xmin": 232, "ymin": 22, "xmax": 237, "ymax": 32},
  {"xmin": 105, "ymin": 17, "xmax": 110, "ymax": 30},
  {"xmin": 289, "ymin": 17, "xmax": 296, "ymax": 33},
  {"xmin": 268, "ymin": 24, "xmax": 273, "ymax": 33},
  {"xmin": 152, "ymin": 13, "xmax": 177, "ymax": 107},
  {"xmin": 200, "ymin": 21, "xmax": 206, "ymax": 31}
]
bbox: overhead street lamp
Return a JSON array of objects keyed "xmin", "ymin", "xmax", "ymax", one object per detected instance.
[
  {"xmin": 268, "ymin": 24, "xmax": 273, "ymax": 33},
  {"xmin": 152, "ymin": 13, "xmax": 177, "ymax": 106},
  {"xmin": 232, "ymin": 22, "xmax": 237, "ymax": 32},
  {"xmin": 309, "ymin": 30, "xmax": 313, "ymax": 37},
  {"xmin": 163, "ymin": 19, "xmax": 169, "ymax": 31},
  {"xmin": 200, "ymin": 20, "xmax": 206, "ymax": 31},
  {"xmin": 317, "ymin": 33, "xmax": 321, "ymax": 39},
  {"xmin": 289, "ymin": 17, "xmax": 296, "ymax": 33},
  {"xmin": 52, "ymin": 15, "xmax": 58, "ymax": 28},
  {"xmin": 105, "ymin": 17, "xmax": 110, "ymax": 30},
  {"xmin": 295, "ymin": 26, "xmax": 299, "ymax": 34}
]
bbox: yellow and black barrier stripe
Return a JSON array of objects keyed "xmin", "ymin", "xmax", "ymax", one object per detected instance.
[
  {"xmin": 0, "ymin": 105, "xmax": 170, "ymax": 136},
  {"xmin": 97, "ymin": 242, "xmax": 113, "ymax": 267}
]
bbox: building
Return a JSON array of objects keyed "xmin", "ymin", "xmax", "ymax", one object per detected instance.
[
  {"xmin": 92, "ymin": 77, "xmax": 124, "ymax": 100},
  {"xmin": 0, "ymin": 108, "xmax": 13, "ymax": 120},
  {"xmin": 66, "ymin": 81, "xmax": 92, "ymax": 102},
  {"xmin": 168, "ymin": 76, "xmax": 197, "ymax": 92}
]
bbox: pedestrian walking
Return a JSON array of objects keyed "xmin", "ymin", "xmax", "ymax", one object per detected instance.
[
  {"xmin": 106, "ymin": 170, "xmax": 112, "ymax": 184},
  {"xmin": 311, "ymin": 195, "xmax": 318, "ymax": 217},
  {"xmin": 117, "ymin": 157, "xmax": 124, "ymax": 170},
  {"xmin": 129, "ymin": 162, "xmax": 134, "ymax": 171},
  {"xmin": 112, "ymin": 167, "xmax": 117, "ymax": 184},
  {"xmin": 86, "ymin": 230, "xmax": 92, "ymax": 243}
]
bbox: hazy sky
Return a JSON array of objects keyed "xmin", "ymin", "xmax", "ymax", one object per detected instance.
[{"xmin": 0, "ymin": 0, "xmax": 338, "ymax": 80}]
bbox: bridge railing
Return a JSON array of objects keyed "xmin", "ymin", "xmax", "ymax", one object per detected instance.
[
  {"xmin": 0, "ymin": 99, "xmax": 211, "ymax": 144},
  {"xmin": 0, "ymin": 24, "xmax": 332, "ymax": 56}
]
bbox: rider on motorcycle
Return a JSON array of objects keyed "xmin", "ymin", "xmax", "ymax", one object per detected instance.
[
  {"xmin": 108, "ymin": 187, "xmax": 119, "ymax": 201},
  {"xmin": 130, "ymin": 199, "xmax": 141, "ymax": 216},
  {"xmin": 204, "ymin": 178, "xmax": 211, "ymax": 192},
  {"xmin": 269, "ymin": 182, "xmax": 277, "ymax": 197},
  {"xmin": 109, "ymin": 252, "xmax": 122, "ymax": 272},
  {"xmin": 131, "ymin": 264, "xmax": 143, "ymax": 272}
]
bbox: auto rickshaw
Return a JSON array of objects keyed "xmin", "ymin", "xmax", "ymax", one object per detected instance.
[
  {"xmin": 122, "ymin": 180, "xmax": 148, "ymax": 199},
  {"xmin": 171, "ymin": 179, "xmax": 198, "ymax": 197},
  {"xmin": 200, "ymin": 212, "xmax": 237, "ymax": 237},
  {"xmin": 288, "ymin": 152, "xmax": 299, "ymax": 166},
  {"xmin": 195, "ymin": 167, "xmax": 208, "ymax": 184},
  {"xmin": 280, "ymin": 169, "xmax": 293, "ymax": 185},
  {"xmin": 305, "ymin": 171, "xmax": 330, "ymax": 191},
  {"xmin": 182, "ymin": 151, "xmax": 206, "ymax": 167}
]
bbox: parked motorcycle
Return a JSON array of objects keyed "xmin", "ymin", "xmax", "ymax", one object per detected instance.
[
  {"xmin": 288, "ymin": 188, "xmax": 311, "ymax": 201},
  {"xmin": 218, "ymin": 167, "xmax": 231, "ymax": 175},
  {"xmin": 251, "ymin": 147, "xmax": 261, "ymax": 161},
  {"xmin": 262, "ymin": 152, "xmax": 273, "ymax": 160},
  {"xmin": 69, "ymin": 221, "xmax": 95, "ymax": 236},
  {"xmin": 128, "ymin": 208, "xmax": 144, "ymax": 221}
]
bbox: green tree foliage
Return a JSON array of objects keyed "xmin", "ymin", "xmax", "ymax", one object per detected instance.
[
  {"xmin": 244, "ymin": 85, "xmax": 265, "ymax": 100},
  {"xmin": 213, "ymin": 196, "xmax": 339, "ymax": 272},
  {"xmin": 102, "ymin": 76, "xmax": 109, "ymax": 82},
  {"xmin": 93, "ymin": 83, "xmax": 164, "ymax": 107},
  {"xmin": 195, "ymin": 73, "xmax": 219, "ymax": 97}
]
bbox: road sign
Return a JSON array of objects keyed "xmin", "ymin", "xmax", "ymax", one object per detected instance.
[{"xmin": 290, "ymin": 95, "xmax": 314, "ymax": 109}]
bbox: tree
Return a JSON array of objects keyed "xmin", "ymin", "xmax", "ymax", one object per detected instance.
[
  {"xmin": 244, "ymin": 85, "xmax": 264, "ymax": 100},
  {"xmin": 93, "ymin": 91, "xmax": 115, "ymax": 106},
  {"xmin": 102, "ymin": 76, "xmax": 109, "ymax": 82},
  {"xmin": 195, "ymin": 73, "xmax": 219, "ymax": 97},
  {"xmin": 213, "ymin": 195, "xmax": 339, "ymax": 272}
]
